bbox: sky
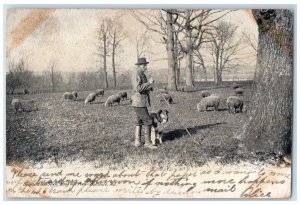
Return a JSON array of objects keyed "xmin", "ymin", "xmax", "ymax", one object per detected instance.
[{"xmin": 6, "ymin": 9, "xmax": 258, "ymax": 79}]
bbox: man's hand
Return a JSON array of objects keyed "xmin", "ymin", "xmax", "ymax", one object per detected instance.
[{"xmin": 148, "ymin": 77, "xmax": 155, "ymax": 84}]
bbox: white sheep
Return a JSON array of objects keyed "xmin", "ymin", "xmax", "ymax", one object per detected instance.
[
  {"xmin": 227, "ymin": 96, "xmax": 244, "ymax": 114},
  {"xmin": 197, "ymin": 95, "xmax": 220, "ymax": 112},
  {"xmin": 12, "ymin": 98, "xmax": 39, "ymax": 113},
  {"xmin": 84, "ymin": 93, "xmax": 97, "ymax": 104},
  {"xmin": 105, "ymin": 95, "xmax": 121, "ymax": 107},
  {"xmin": 63, "ymin": 92, "xmax": 77, "ymax": 101}
]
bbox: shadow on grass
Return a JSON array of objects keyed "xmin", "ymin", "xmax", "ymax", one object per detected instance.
[
  {"xmin": 92, "ymin": 101, "xmax": 105, "ymax": 104},
  {"xmin": 163, "ymin": 122, "xmax": 224, "ymax": 142}
]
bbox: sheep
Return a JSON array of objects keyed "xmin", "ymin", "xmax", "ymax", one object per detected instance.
[
  {"xmin": 105, "ymin": 95, "xmax": 122, "ymax": 107},
  {"xmin": 84, "ymin": 93, "xmax": 97, "ymax": 104},
  {"xmin": 226, "ymin": 96, "xmax": 244, "ymax": 114},
  {"xmin": 234, "ymin": 88, "xmax": 244, "ymax": 96},
  {"xmin": 197, "ymin": 95, "xmax": 220, "ymax": 112},
  {"xmin": 12, "ymin": 98, "xmax": 39, "ymax": 113},
  {"xmin": 157, "ymin": 93, "xmax": 173, "ymax": 104},
  {"xmin": 201, "ymin": 90, "xmax": 211, "ymax": 98},
  {"xmin": 118, "ymin": 91, "xmax": 127, "ymax": 100},
  {"xmin": 63, "ymin": 92, "xmax": 77, "ymax": 101},
  {"xmin": 95, "ymin": 89, "xmax": 104, "ymax": 97}
]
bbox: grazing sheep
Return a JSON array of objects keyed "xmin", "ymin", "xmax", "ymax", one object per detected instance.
[
  {"xmin": 231, "ymin": 83, "xmax": 239, "ymax": 89},
  {"xmin": 201, "ymin": 90, "xmax": 211, "ymax": 98},
  {"xmin": 197, "ymin": 95, "xmax": 220, "ymax": 112},
  {"xmin": 105, "ymin": 95, "xmax": 121, "ymax": 107},
  {"xmin": 95, "ymin": 89, "xmax": 104, "ymax": 97},
  {"xmin": 227, "ymin": 96, "xmax": 244, "ymax": 114},
  {"xmin": 158, "ymin": 88, "xmax": 168, "ymax": 94},
  {"xmin": 12, "ymin": 98, "xmax": 39, "ymax": 113},
  {"xmin": 234, "ymin": 88, "xmax": 244, "ymax": 96},
  {"xmin": 157, "ymin": 93, "xmax": 173, "ymax": 104},
  {"xmin": 118, "ymin": 91, "xmax": 127, "ymax": 100},
  {"xmin": 84, "ymin": 93, "xmax": 97, "ymax": 104},
  {"xmin": 63, "ymin": 92, "xmax": 77, "ymax": 101}
]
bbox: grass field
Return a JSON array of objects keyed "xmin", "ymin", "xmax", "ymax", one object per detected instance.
[{"xmin": 6, "ymin": 81, "xmax": 271, "ymax": 168}]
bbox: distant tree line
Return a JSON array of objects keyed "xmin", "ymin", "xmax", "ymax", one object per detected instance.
[{"xmin": 6, "ymin": 58, "xmax": 131, "ymax": 95}]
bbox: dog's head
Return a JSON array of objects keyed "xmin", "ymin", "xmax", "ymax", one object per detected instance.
[{"xmin": 157, "ymin": 109, "xmax": 169, "ymax": 124}]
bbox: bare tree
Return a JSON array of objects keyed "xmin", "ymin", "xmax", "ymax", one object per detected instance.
[
  {"xmin": 96, "ymin": 19, "xmax": 111, "ymax": 88},
  {"xmin": 242, "ymin": 31, "xmax": 258, "ymax": 52},
  {"xmin": 208, "ymin": 21, "xmax": 243, "ymax": 84},
  {"xmin": 109, "ymin": 20, "xmax": 126, "ymax": 87},
  {"xmin": 239, "ymin": 9, "xmax": 292, "ymax": 157},
  {"xmin": 6, "ymin": 58, "xmax": 35, "ymax": 94},
  {"xmin": 193, "ymin": 49, "xmax": 208, "ymax": 82},
  {"xmin": 134, "ymin": 31, "xmax": 149, "ymax": 60},
  {"xmin": 130, "ymin": 9, "xmax": 178, "ymax": 91},
  {"xmin": 174, "ymin": 9, "xmax": 234, "ymax": 87},
  {"xmin": 50, "ymin": 62, "xmax": 56, "ymax": 92},
  {"xmin": 165, "ymin": 10, "xmax": 177, "ymax": 90},
  {"xmin": 242, "ymin": 31, "xmax": 259, "ymax": 78}
]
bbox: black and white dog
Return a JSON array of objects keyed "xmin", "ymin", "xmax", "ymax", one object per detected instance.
[{"xmin": 149, "ymin": 109, "xmax": 169, "ymax": 145}]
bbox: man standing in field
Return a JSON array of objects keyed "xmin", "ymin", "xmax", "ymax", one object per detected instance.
[{"xmin": 131, "ymin": 57, "xmax": 157, "ymax": 149}]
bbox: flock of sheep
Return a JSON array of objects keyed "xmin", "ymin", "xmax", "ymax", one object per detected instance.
[
  {"xmin": 11, "ymin": 83, "xmax": 246, "ymax": 114},
  {"xmin": 63, "ymin": 89, "xmax": 129, "ymax": 107},
  {"xmin": 197, "ymin": 83, "xmax": 246, "ymax": 114}
]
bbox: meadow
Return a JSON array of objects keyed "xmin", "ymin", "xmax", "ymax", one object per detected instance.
[{"xmin": 7, "ymin": 81, "xmax": 275, "ymax": 168}]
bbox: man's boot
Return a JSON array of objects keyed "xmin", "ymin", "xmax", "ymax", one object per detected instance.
[
  {"xmin": 144, "ymin": 125, "xmax": 157, "ymax": 149},
  {"xmin": 134, "ymin": 126, "xmax": 142, "ymax": 148}
]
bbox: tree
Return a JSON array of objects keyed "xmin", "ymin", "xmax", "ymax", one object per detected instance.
[
  {"xmin": 166, "ymin": 10, "xmax": 177, "ymax": 91},
  {"xmin": 239, "ymin": 9, "xmax": 292, "ymax": 156},
  {"xmin": 208, "ymin": 21, "xmax": 243, "ymax": 84},
  {"xmin": 109, "ymin": 20, "xmax": 126, "ymax": 87},
  {"xmin": 130, "ymin": 9, "xmax": 178, "ymax": 91},
  {"xmin": 96, "ymin": 19, "xmax": 111, "ymax": 88},
  {"xmin": 193, "ymin": 49, "xmax": 208, "ymax": 82},
  {"xmin": 50, "ymin": 62, "xmax": 56, "ymax": 92},
  {"xmin": 174, "ymin": 9, "xmax": 234, "ymax": 87},
  {"xmin": 6, "ymin": 59, "xmax": 34, "ymax": 94},
  {"xmin": 134, "ymin": 31, "xmax": 149, "ymax": 60}
]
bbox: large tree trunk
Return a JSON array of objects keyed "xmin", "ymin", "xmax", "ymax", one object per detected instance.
[
  {"xmin": 166, "ymin": 11, "xmax": 177, "ymax": 91},
  {"xmin": 239, "ymin": 10, "xmax": 293, "ymax": 156},
  {"xmin": 185, "ymin": 10, "xmax": 194, "ymax": 87}
]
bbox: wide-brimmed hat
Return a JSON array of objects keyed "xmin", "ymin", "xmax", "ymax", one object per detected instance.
[{"xmin": 135, "ymin": 57, "xmax": 149, "ymax": 65}]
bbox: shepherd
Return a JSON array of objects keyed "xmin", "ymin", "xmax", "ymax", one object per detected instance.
[{"xmin": 131, "ymin": 57, "xmax": 157, "ymax": 149}]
